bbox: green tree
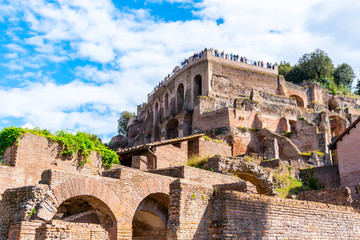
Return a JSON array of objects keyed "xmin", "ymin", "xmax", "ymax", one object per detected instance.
[
  {"xmin": 117, "ymin": 111, "xmax": 135, "ymax": 135},
  {"xmin": 285, "ymin": 65, "xmax": 307, "ymax": 84},
  {"xmin": 333, "ymin": 63, "xmax": 355, "ymax": 88},
  {"xmin": 298, "ymin": 48, "xmax": 334, "ymax": 80},
  {"xmin": 355, "ymin": 79, "xmax": 360, "ymax": 95},
  {"xmin": 278, "ymin": 61, "xmax": 292, "ymax": 76}
]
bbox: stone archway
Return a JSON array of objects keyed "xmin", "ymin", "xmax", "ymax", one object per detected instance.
[
  {"xmin": 36, "ymin": 177, "xmax": 127, "ymax": 240},
  {"xmin": 329, "ymin": 116, "xmax": 346, "ymax": 139},
  {"xmin": 290, "ymin": 95, "xmax": 304, "ymax": 107},
  {"xmin": 177, "ymin": 84, "xmax": 184, "ymax": 113},
  {"xmin": 193, "ymin": 75, "xmax": 202, "ymax": 104},
  {"xmin": 132, "ymin": 193, "xmax": 169, "ymax": 240}
]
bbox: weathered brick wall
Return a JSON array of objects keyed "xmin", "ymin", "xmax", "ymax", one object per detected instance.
[
  {"xmin": 209, "ymin": 61, "xmax": 279, "ymax": 98},
  {"xmin": 8, "ymin": 220, "xmax": 108, "ymax": 240},
  {"xmin": 0, "ymin": 185, "xmax": 49, "ymax": 240},
  {"xmin": 167, "ymin": 179, "xmax": 213, "ymax": 240},
  {"xmin": 207, "ymin": 190, "xmax": 360, "ymax": 239},
  {"xmin": 199, "ymin": 138, "xmax": 231, "ymax": 157},
  {"xmin": 337, "ymin": 124, "xmax": 360, "ymax": 199},
  {"xmin": 155, "ymin": 142, "xmax": 188, "ymax": 168},
  {"xmin": 300, "ymin": 165, "xmax": 340, "ymax": 189},
  {"xmin": 148, "ymin": 165, "xmax": 242, "ymax": 186},
  {"xmin": 297, "ymin": 187, "xmax": 352, "ymax": 205},
  {"xmin": 0, "ymin": 133, "xmax": 104, "ymax": 197}
]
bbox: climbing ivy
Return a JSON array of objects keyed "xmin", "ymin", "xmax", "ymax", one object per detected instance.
[{"xmin": 0, "ymin": 127, "xmax": 119, "ymax": 169}]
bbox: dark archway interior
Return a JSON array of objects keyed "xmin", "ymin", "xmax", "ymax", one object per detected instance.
[
  {"xmin": 290, "ymin": 95, "xmax": 304, "ymax": 107},
  {"xmin": 330, "ymin": 116, "xmax": 346, "ymax": 139},
  {"xmin": 177, "ymin": 84, "xmax": 184, "ymax": 113},
  {"xmin": 193, "ymin": 75, "xmax": 202, "ymax": 103},
  {"xmin": 166, "ymin": 119, "xmax": 179, "ymax": 140},
  {"xmin": 52, "ymin": 196, "xmax": 117, "ymax": 240},
  {"xmin": 164, "ymin": 93, "xmax": 169, "ymax": 116},
  {"xmin": 328, "ymin": 99, "xmax": 338, "ymax": 112},
  {"xmin": 132, "ymin": 193, "xmax": 169, "ymax": 240}
]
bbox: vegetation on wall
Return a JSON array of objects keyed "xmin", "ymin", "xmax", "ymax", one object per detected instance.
[{"xmin": 0, "ymin": 127, "xmax": 119, "ymax": 168}]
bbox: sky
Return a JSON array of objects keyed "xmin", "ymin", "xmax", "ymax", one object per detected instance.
[{"xmin": 0, "ymin": 0, "xmax": 359, "ymax": 142}]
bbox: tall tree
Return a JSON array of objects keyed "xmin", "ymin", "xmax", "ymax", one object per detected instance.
[
  {"xmin": 298, "ymin": 49, "xmax": 334, "ymax": 80},
  {"xmin": 284, "ymin": 65, "xmax": 308, "ymax": 84},
  {"xmin": 355, "ymin": 79, "xmax": 360, "ymax": 95},
  {"xmin": 278, "ymin": 61, "xmax": 292, "ymax": 77},
  {"xmin": 117, "ymin": 111, "xmax": 135, "ymax": 135},
  {"xmin": 333, "ymin": 63, "xmax": 355, "ymax": 88}
]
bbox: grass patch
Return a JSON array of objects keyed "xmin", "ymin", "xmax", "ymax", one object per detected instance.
[
  {"xmin": 202, "ymin": 135, "xmax": 225, "ymax": 144},
  {"xmin": 186, "ymin": 155, "xmax": 209, "ymax": 169}
]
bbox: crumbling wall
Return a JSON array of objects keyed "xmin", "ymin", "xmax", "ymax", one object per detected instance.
[
  {"xmin": 0, "ymin": 133, "xmax": 104, "ymax": 198},
  {"xmin": 297, "ymin": 187, "xmax": 352, "ymax": 205},
  {"xmin": 207, "ymin": 190, "xmax": 360, "ymax": 239}
]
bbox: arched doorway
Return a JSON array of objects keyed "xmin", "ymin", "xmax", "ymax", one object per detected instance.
[
  {"xmin": 47, "ymin": 195, "xmax": 117, "ymax": 240},
  {"xmin": 166, "ymin": 119, "xmax": 179, "ymax": 140},
  {"xmin": 132, "ymin": 193, "xmax": 169, "ymax": 240},
  {"xmin": 328, "ymin": 99, "xmax": 339, "ymax": 112},
  {"xmin": 330, "ymin": 116, "xmax": 346, "ymax": 140},
  {"xmin": 177, "ymin": 84, "xmax": 184, "ymax": 113},
  {"xmin": 193, "ymin": 75, "xmax": 202, "ymax": 104},
  {"xmin": 164, "ymin": 93, "xmax": 169, "ymax": 116},
  {"xmin": 290, "ymin": 95, "xmax": 304, "ymax": 107}
]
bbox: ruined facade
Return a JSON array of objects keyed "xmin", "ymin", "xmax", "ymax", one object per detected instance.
[
  {"xmin": 2, "ymin": 134, "xmax": 360, "ymax": 239},
  {"xmin": 126, "ymin": 49, "xmax": 360, "ymax": 164}
]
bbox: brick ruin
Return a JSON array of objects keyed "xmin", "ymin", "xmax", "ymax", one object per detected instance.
[
  {"xmin": 1, "ymin": 134, "xmax": 360, "ymax": 239},
  {"xmin": 125, "ymin": 49, "xmax": 360, "ymax": 165},
  {"xmin": 2, "ymin": 50, "xmax": 360, "ymax": 239}
]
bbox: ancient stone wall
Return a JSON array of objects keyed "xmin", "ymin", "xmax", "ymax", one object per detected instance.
[
  {"xmin": 198, "ymin": 138, "xmax": 232, "ymax": 157},
  {"xmin": 148, "ymin": 165, "xmax": 241, "ymax": 186},
  {"xmin": 0, "ymin": 133, "xmax": 103, "ymax": 197},
  {"xmin": 206, "ymin": 190, "xmax": 360, "ymax": 239},
  {"xmin": 300, "ymin": 165, "xmax": 340, "ymax": 189},
  {"xmin": 155, "ymin": 142, "xmax": 188, "ymax": 168},
  {"xmin": 209, "ymin": 60, "xmax": 279, "ymax": 99},
  {"xmin": 297, "ymin": 187, "xmax": 352, "ymax": 205}
]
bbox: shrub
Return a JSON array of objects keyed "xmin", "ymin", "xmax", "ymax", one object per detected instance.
[{"xmin": 0, "ymin": 127, "xmax": 119, "ymax": 169}]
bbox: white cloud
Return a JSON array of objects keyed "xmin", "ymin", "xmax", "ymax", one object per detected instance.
[{"xmin": 1, "ymin": 0, "xmax": 360, "ymax": 140}]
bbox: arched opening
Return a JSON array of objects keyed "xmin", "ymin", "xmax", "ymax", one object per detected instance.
[
  {"xmin": 155, "ymin": 102, "xmax": 159, "ymax": 121},
  {"xmin": 164, "ymin": 93, "xmax": 169, "ymax": 117},
  {"xmin": 328, "ymin": 99, "xmax": 339, "ymax": 112},
  {"xmin": 132, "ymin": 193, "xmax": 169, "ymax": 240},
  {"xmin": 165, "ymin": 119, "xmax": 179, "ymax": 140},
  {"xmin": 193, "ymin": 75, "xmax": 202, "ymax": 104},
  {"xmin": 177, "ymin": 84, "xmax": 184, "ymax": 113},
  {"xmin": 330, "ymin": 116, "xmax": 346, "ymax": 140},
  {"xmin": 154, "ymin": 126, "xmax": 161, "ymax": 141},
  {"xmin": 290, "ymin": 95, "xmax": 304, "ymax": 107},
  {"xmin": 50, "ymin": 195, "xmax": 117, "ymax": 240},
  {"xmin": 289, "ymin": 120, "xmax": 297, "ymax": 132}
]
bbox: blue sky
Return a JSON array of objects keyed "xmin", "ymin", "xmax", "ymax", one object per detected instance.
[{"xmin": 0, "ymin": 0, "xmax": 359, "ymax": 142}]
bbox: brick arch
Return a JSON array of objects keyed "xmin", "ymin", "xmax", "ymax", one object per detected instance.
[
  {"xmin": 126, "ymin": 177, "xmax": 172, "ymax": 218},
  {"xmin": 36, "ymin": 177, "xmax": 127, "ymax": 223}
]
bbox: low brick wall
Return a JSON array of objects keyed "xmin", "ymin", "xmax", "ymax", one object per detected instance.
[
  {"xmin": 300, "ymin": 164, "xmax": 340, "ymax": 189},
  {"xmin": 297, "ymin": 187, "xmax": 352, "ymax": 205},
  {"xmin": 8, "ymin": 220, "xmax": 108, "ymax": 240},
  {"xmin": 148, "ymin": 165, "xmax": 241, "ymax": 186},
  {"xmin": 206, "ymin": 191, "xmax": 360, "ymax": 239},
  {"xmin": 0, "ymin": 133, "xmax": 104, "ymax": 197}
]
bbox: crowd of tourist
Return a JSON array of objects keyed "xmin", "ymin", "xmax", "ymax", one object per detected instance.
[
  {"xmin": 210, "ymin": 48, "xmax": 275, "ymax": 70},
  {"xmin": 150, "ymin": 48, "xmax": 275, "ymax": 96}
]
